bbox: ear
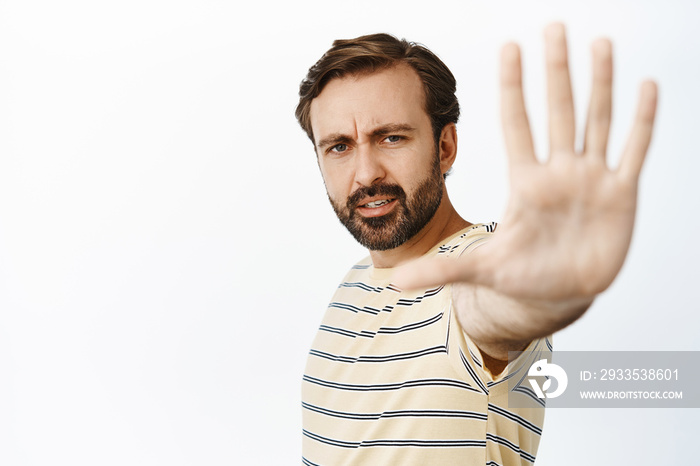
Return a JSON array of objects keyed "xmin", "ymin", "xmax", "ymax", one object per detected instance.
[{"xmin": 438, "ymin": 123, "xmax": 458, "ymax": 175}]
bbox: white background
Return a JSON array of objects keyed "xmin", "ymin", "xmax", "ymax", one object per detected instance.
[{"xmin": 0, "ymin": 0, "xmax": 697, "ymax": 464}]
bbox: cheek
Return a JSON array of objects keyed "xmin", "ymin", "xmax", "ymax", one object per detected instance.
[
  {"xmin": 395, "ymin": 156, "xmax": 435, "ymax": 189},
  {"xmin": 320, "ymin": 167, "xmax": 353, "ymax": 201}
]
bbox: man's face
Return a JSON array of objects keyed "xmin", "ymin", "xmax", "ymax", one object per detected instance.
[{"xmin": 309, "ymin": 64, "xmax": 447, "ymax": 251}]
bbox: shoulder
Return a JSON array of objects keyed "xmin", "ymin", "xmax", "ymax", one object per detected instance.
[
  {"xmin": 338, "ymin": 255, "xmax": 374, "ymax": 283},
  {"xmin": 434, "ymin": 222, "xmax": 497, "ymax": 259}
]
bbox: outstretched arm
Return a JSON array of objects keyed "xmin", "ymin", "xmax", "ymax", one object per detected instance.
[{"xmin": 392, "ymin": 23, "xmax": 658, "ymax": 363}]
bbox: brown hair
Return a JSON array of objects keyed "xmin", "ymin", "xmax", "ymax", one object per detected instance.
[{"xmin": 295, "ymin": 33, "xmax": 460, "ymax": 146}]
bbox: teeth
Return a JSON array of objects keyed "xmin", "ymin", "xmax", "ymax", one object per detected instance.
[{"xmin": 365, "ymin": 199, "xmax": 390, "ymax": 208}]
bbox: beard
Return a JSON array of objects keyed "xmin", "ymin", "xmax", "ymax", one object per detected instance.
[{"xmin": 328, "ymin": 157, "xmax": 444, "ymax": 251}]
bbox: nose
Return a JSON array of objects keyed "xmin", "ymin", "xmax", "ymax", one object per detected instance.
[{"xmin": 353, "ymin": 143, "xmax": 386, "ymax": 187}]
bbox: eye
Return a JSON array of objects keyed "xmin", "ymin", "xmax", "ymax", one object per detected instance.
[
  {"xmin": 384, "ymin": 135, "xmax": 403, "ymax": 143},
  {"xmin": 330, "ymin": 143, "xmax": 348, "ymax": 153}
]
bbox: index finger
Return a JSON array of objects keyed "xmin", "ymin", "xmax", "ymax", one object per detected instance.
[{"xmin": 500, "ymin": 42, "xmax": 536, "ymax": 164}]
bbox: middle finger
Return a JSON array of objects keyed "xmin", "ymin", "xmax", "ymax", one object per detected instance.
[{"xmin": 545, "ymin": 23, "xmax": 576, "ymax": 157}]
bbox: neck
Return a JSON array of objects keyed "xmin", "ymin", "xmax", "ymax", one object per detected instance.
[{"xmin": 369, "ymin": 193, "xmax": 470, "ymax": 269}]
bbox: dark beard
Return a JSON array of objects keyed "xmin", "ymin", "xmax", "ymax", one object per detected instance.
[{"xmin": 328, "ymin": 158, "xmax": 444, "ymax": 251}]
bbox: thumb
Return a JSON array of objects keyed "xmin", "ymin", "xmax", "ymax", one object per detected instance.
[{"xmin": 390, "ymin": 252, "xmax": 484, "ymax": 291}]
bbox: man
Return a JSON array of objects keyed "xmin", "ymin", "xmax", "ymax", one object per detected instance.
[{"xmin": 295, "ymin": 24, "xmax": 657, "ymax": 465}]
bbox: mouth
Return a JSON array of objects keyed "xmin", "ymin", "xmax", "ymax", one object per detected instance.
[
  {"xmin": 355, "ymin": 198, "xmax": 398, "ymax": 218},
  {"xmin": 362, "ymin": 198, "xmax": 395, "ymax": 208}
]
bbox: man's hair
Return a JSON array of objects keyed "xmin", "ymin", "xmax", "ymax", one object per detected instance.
[{"xmin": 295, "ymin": 33, "xmax": 460, "ymax": 146}]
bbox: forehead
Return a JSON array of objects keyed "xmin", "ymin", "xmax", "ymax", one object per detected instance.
[{"xmin": 309, "ymin": 64, "xmax": 430, "ymax": 142}]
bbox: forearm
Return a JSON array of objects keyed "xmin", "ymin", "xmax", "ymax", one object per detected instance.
[{"xmin": 453, "ymin": 283, "xmax": 594, "ymax": 360}]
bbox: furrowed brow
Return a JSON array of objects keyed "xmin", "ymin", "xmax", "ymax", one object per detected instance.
[{"xmin": 316, "ymin": 124, "xmax": 415, "ymax": 150}]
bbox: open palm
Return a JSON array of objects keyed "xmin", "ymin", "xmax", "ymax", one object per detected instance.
[{"xmin": 394, "ymin": 24, "xmax": 658, "ymax": 302}]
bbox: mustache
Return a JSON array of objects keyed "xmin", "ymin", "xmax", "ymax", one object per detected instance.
[{"xmin": 346, "ymin": 183, "xmax": 406, "ymax": 210}]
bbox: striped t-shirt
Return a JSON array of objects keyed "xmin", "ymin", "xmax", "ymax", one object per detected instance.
[{"xmin": 302, "ymin": 223, "xmax": 552, "ymax": 465}]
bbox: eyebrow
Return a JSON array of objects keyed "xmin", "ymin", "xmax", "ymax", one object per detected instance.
[
  {"xmin": 371, "ymin": 123, "xmax": 416, "ymax": 137},
  {"xmin": 316, "ymin": 133, "xmax": 353, "ymax": 151},
  {"xmin": 316, "ymin": 123, "xmax": 416, "ymax": 151}
]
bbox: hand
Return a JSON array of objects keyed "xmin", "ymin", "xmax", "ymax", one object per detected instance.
[{"xmin": 393, "ymin": 23, "xmax": 658, "ymax": 302}]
